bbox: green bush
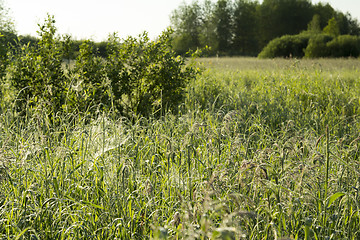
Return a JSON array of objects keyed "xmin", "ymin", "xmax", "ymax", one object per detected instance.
[
  {"xmin": 66, "ymin": 40, "xmax": 109, "ymax": 114},
  {"xmin": 326, "ymin": 35, "xmax": 360, "ymax": 57},
  {"xmin": 258, "ymin": 34, "xmax": 310, "ymax": 58},
  {"xmin": 18, "ymin": 35, "xmax": 39, "ymax": 48},
  {"xmin": 7, "ymin": 15, "xmax": 67, "ymax": 116},
  {"xmin": 0, "ymin": 31, "xmax": 16, "ymax": 77},
  {"xmin": 304, "ymin": 34, "xmax": 333, "ymax": 58},
  {"xmin": 172, "ymin": 33, "xmax": 197, "ymax": 55},
  {"xmin": 106, "ymin": 30, "xmax": 198, "ymax": 118},
  {"xmin": 259, "ymin": 33, "xmax": 360, "ymax": 59},
  {"xmin": 5, "ymin": 16, "xmax": 197, "ymax": 119}
]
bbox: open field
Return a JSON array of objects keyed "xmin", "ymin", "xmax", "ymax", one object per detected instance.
[
  {"xmin": 197, "ymin": 57, "xmax": 360, "ymax": 71},
  {"xmin": 1, "ymin": 57, "xmax": 360, "ymax": 239}
]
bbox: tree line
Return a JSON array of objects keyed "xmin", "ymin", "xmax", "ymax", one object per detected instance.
[
  {"xmin": 1, "ymin": 0, "xmax": 360, "ymax": 61},
  {"xmin": 170, "ymin": 0, "xmax": 360, "ymax": 56}
]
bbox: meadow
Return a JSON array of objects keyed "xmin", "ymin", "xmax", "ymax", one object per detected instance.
[{"xmin": 1, "ymin": 57, "xmax": 360, "ymax": 239}]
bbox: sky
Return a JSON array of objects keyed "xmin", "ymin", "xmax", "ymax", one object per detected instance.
[{"xmin": 5, "ymin": 0, "xmax": 360, "ymax": 42}]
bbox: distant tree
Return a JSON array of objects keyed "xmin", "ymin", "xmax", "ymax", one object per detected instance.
[
  {"xmin": 323, "ymin": 17, "xmax": 340, "ymax": 37},
  {"xmin": 307, "ymin": 14, "xmax": 321, "ymax": 33},
  {"xmin": 309, "ymin": 3, "xmax": 358, "ymax": 35},
  {"xmin": 335, "ymin": 12, "xmax": 360, "ymax": 36},
  {"xmin": 213, "ymin": 0, "xmax": 233, "ymax": 54},
  {"xmin": 199, "ymin": 0, "xmax": 218, "ymax": 54},
  {"xmin": 171, "ymin": 1, "xmax": 202, "ymax": 54},
  {"xmin": 0, "ymin": 0, "xmax": 16, "ymax": 78},
  {"xmin": 344, "ymin": 13, "xmax": 360, "ymax": 35},
  {"xmin": 0, "ymin": 0, "xmax": 14, "ymax": 33},
  {"xmin": 312, "ymin": 3, "xmax": 335, "ymax": 29},
  {"xmin": 257, "ymin": 0, "xmax": 313, "ymax": 49},
  {"xmin": 18, "ymin": 35, "xmax": 39, "ymax": 47},
  {"xmin": 169, "ymin": 0, "xmax": 360, "ymax": 56},
  {"xmin": 232, "ymin": 0, "xmax": 259, "ymax": 55}
]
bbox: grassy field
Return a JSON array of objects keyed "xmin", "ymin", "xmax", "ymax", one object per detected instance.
[
  {"xmin": 197, "ymin": 57, "xmax": 360, "ymax": 71},
  {"xmin": 1, "ymin": 57, "xmax": 360, "ymax": 239}
]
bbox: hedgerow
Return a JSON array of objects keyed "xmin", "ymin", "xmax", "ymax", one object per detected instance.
[
  {"xmin": 258, "ymin": 34, "xmax": 311, "ymax": 58},
  {"xmin": 5, "ymin": 15, "xmax": 198, "ymax": 119}
]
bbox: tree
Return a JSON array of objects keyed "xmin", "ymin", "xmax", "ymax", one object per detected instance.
[
  {"xmin": 213, "ymin": 0, "xmax": 233, "ymax": 54},
  {"xmin": 199, "ymin": 0, "xmax": 218, "ymax": 54},
  {"xmin": 0, "ymin": 0, "xmax": 14, "ymax": 33},
  {"xmin": 68, "ymin": 40, "xmax": 109, "ymax": 114},
  {"xmin": 344, "ymin": 13, "xmax": 360, "ymax": 36},
  {"xmin": 232, "ymin": 0, "xmax": 259, "ymax": 55},
  {"xmin": 257, "ymin": 0, "xmax": 313, "ymax": 49},
  {"xmin": 313, "ymin": 2, "xmax": 335, "ymax": 29},
  {"xmin": 106, "ymin": 30, "xmax": 198, "ymax": 117},
  {"xmin": 169, "ymin": 0, "xmax": 360, "ymax": 56},
  {"xmin": 307, "ymin": 14, "xmax": 321, "ymax": 33},
  {"xmin": 8, "ymin": 15, "xmax": 66, "ymax": 116},
  {"xmin": 171, "ymin": 1, "xmax": 203, "ymax": 54},
  {"xmin": 323, "ymin": 17, "xmax": 340, "ymax": 37},
  {"xmin": 334, "ymin": 12, "xmax": 360, "ymax": 36},
  {"xmin": 304, "ymin": 34, "xmax": 333, "ymax": 58},
  {"xmin": 0, "ymin": 0, "xmax": 15, "ymax": 79}
]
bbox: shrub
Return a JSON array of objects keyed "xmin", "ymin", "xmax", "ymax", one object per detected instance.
[
  {"xmin": 6, "ymin": 17, "xmax": 198, "ymax": 119},
  {"xmin": 326, "ymin": 35, "xmax": 360, "ymax": 57},
  {"xmin": 323, "ymin": 17, "xmax": 340, "ymax": 37},
  {"xmin": 0, "ymin": 31, "xmax": 16, "ymax": 77},
  {"xmin": 106, "ymin": 30, "xmax": 198, "ymax": 118},
  {"xmin": 94, "ymin": 41, "xmax": 108, "ymax": 58},
  {"xmin": 7, "ymin": 15, "xmax": 67, "ymax": 116},
  {"xmin": 66, "ymin": 40, "xmax": 109, "ymax": 114},
  {"xmin": 18, "ymin": 35, "xmax": 39, "ymax": 48},
  {"xmin": 304, "ymin": 34, "xmax": 333, "ymax": 58},
  {"xmin": 258, "ymin": 34, "xmax": 310, "ymax": 58},
  {"xmin": 172, "ymin": 33, "xmax": 196, "ymax": 55}
]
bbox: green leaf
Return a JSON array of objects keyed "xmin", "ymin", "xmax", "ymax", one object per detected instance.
[
  {"xmin": 326, "ymin": 192, "xmax": 345, "ymax": 208},
  {"xmin": 15, "ymin": 227, "xmax": 31, "ymax": 240},
  {"xmin": 81, "ymin": 200, "xmax": 104, "ymax": 210}
]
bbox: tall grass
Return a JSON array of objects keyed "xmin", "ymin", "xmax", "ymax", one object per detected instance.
[{"xmin": 1, "ymin": 58, "xmax": 360, "ymax": 239}]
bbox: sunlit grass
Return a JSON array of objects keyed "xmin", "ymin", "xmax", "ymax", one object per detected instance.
[
  {"xmin": 1, "ymin": 57, "xmax": 360, "ymax": 239},
  {"xmin": 197, "ymin": 56, "xmax": 360, "ymax": 71}
]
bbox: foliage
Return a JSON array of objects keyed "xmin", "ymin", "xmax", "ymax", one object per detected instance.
[
  {"xmin": 18, "ymin": 34, "xmax": 39, "ymax": 47},
  {"xmin": 0, "ymin": 30, "xmax": 16, "ymax": 78},
  {"xmin": 326, "ymin": 35, "xmax": 360, "ymax": 58},
  {"xmin": 257, "ymin": 0, "xmax": 313, "ymax": 49},
  {"xmin": 5, "ymin": 17, "xmax": 197, "ymax": 120},
  {"xmin": 232, "ymin": 0, "xmax": 258, "ymax": 55},
  {"xmin": 258, "ymin": 34, "xmax": 311, "ymax": 58},
  {"xmin": 304, "ymin": 33, "xmax": 333, "ymax": 58},
  {"xmin": 213, "ymin": 0, "xmax": 233, "ymax": 54},
  {"xmin": 171, "ymin": 0, "xmax": 360, "ymax": 56},
  {"xmin": 260, "ymin": 25, "xmax": 360, "ymax": 59},
  {"xmin": 198, "ymin": 0, "xmax": 218, "ymax": 55},
  {"xmin": 7, "ymin": 15, "xmax": 66, "ymax": 116},
  {"xmin": 0, "ymin": 0, "xmax": 14, "ymax": 33},
  {"xmin": 66, "ymin": 40, "xmax": 109, "ymax": 114},
  {"xmin": 171, "ymin": 1, "xmax": 202, "ymax": 54},
  {"xmin": 0, "ymin": 0, "xmax": 16, "ymax": 82},
  {"xmin": 304, "ymin": 34, "xmax": 360, "ymax": 58},
  {"xmin": 106, "ymin": 30, "xmax": 197, "ymax": 117},
  {"xmin": 323, "ymin": 17, "xmax": 340, "ymax": 37},
  {"xmin": 307, "ymin": 14, "xmax": 322, "ymax": 33},
  {"xmin": 172, "ymin": 32, "xmax": 196, "ymax": 55}
]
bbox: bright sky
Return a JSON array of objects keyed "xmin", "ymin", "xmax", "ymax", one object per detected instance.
[{"xmin": 6, "ymin": 0, "xmax": 360, "ymax": 42}]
